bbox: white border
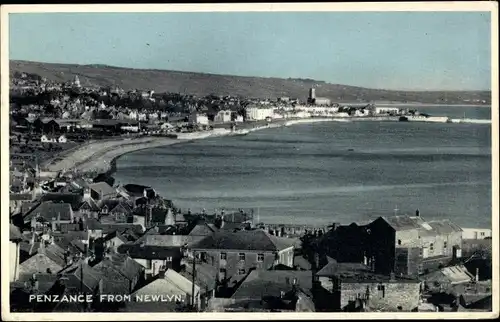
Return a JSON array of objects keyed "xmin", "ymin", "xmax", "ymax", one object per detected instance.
[{"xmin": 1, "ymin": 2, "xmax": 498, "ymax": 321}]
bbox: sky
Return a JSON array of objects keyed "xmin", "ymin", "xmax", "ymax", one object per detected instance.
[{"xmin": 9, "ymin": 11, "xmax": 492, "ymax": 91}]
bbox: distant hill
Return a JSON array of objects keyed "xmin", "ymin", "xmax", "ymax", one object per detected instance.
[{"xmin": 10, "ymin": 60, "xmax": 491, "ymax": 104}]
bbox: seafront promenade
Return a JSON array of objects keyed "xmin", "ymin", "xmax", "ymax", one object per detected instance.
[{"xmin": 41, "ymin": 114, "xmax": 490, "ymax": 176}]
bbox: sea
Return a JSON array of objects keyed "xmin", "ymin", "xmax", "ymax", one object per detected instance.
[{"xmin": 114, "ymin": 105, "xmax": 493, "ymax": 228}]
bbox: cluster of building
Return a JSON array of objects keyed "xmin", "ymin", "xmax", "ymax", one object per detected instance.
[{"xmin": 8, "ymin": 166, "xmax": 492, "ymax": 312}]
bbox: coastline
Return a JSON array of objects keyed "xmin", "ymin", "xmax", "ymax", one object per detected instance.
[{"xmin": 43, "ymin": 116, "xmax": 490, "ymax": 177}]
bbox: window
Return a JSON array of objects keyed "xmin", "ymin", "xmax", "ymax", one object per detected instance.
[
  {"xmin": 220, "ymin": 252, "xmax": 227, "ymax": 260},
  {"xmin": 397, "ymin": 239, "xmax": 402, "ymax": 246},
  {"xmin": 430, "ymin": 243, "xmax": 434, "ymax": 251},
  {"xmin": 481, "ymin": 232, "xmax": 485, "ymax": 236},
  {"xmin": 146, "ymin": 260, "xmax": 152, "ymax": 269},
  {"xmin": 257, "ymin": 253, "xmax": 264, "ymax": 262},
  {"xmin": 419, "ymin": 248, "xmax": 423, "ymax": 256},
  {"xmin": 238, "ymin": 253, "xmax": 245, "ymax": 261},
  {"xmin": 444, "ymin": 241, "xmax": 447, "ymax": 248},
  {"xmin": 238, "ymin": 269, "xmax": 246, "ymax": 275}
]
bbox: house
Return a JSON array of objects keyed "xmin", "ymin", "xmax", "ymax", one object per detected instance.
[
  {"xmin": 421, "ymin": 265, "xmax": 474, "ymax": 293},
  {"xmin": 92, "ymin": 253, "xmax": 145, "ymax": 294},
  {"xmin": 191, "ymin": 230, "xmax": 295, "ymax": 286},
  {"xmin": 178, "ymin": 261, "xmax": 218, "ymax": 308},
  {"xmin": 366, "ymin": 214, "xmax": 463, "ymax": 277},
  {"xmin": 102, "ymin": 231, "xmax": 128, "ymax": 252},
  {"xmin": 23, "ymin": 201, "xmax": 74, "ymax": 230},
  {"xmin": 215, "ymin": 270, "xmax": 315, "ymax": 312},
  {"xmin": 189, "ymin": 113, "xmax": 209, "ymax": 125},
  {"xmin": 125, "ymin": 269, "xmax": 200, "ymax": 312},
  {"xmin": 188, "ymin": 222, "xmax": 218, "ymax": 236},
  {"xmin": 58, "ymin": 135, "xmax": 68, "ymax": 143},
  {"xmin": 374, "ymin": 106, "xmax": 400, "ymax": 115},
  {"xmin": 58, "ymin": 261, "xmax": 103, "ymax": 295},
  {"xmin": 214, "ymin": 110, "xmax": 232, "ymax": 123},
  {"xmin": 88, "ymin": 182, "xmax": 117, "ymax": 201},
  {"xmin": 461, "ymin": 228, "xmax": 491, "ymax": 240},
  {"xmin": 316, "ymin": 260, "xmax": 421, "ymax": 312},
  {"xmin": 10, "ymin": 225, "xmax": 24, "ymax": 282},
  {"xmin": 40, "ymin": 134, "xmax": 57, "ymax": 143},
  {"xmin": 245, "ymin": 107, "xmax": 274, "ymax": 121},
  {"xmin": 118, "ymin": 235, "xmax": 204, "ymax": 277}
]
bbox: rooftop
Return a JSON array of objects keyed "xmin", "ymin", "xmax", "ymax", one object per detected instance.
[{"xmin": 192, "ymin": 229, "xmax": 295, "ymax": 252}]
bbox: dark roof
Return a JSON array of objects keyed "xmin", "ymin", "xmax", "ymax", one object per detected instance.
[
  {"xmin": 39, "ymin": 193, "xmax": 84, "ymax": 211},
  {"xmin": 24, "ymin": 202, "xmax": 73, "ymax": 222},
  {"xmin": 100, "ymin": 223, "xmax": 144, "ymax": 235},
  {"xmin": 85, "ymin": 218, "xmax": 102, "ymax": 230},
  {"xmin": 231, "ymin": 270, "xmax": 313, "ymax": 299},
  {"xmin": 10, "ymin": 224, "xmax": 24, "ymax": 241},
  {"xmin": 179, "ymin": 262, "xmax": 218, "ymax": 293},
  {"xmin": 118, "ymin": 243, "xmax": 182, "ymax": 260},
  {"xmin": 293, "ymin": 255, "xmax": 312, "ymax": 271},
  {"xmin": 10, "ymin": 193, "xmax": 33, "ymax": 201},
  {"xmin": 123, "ymin": 183, "xmax": 151, "ymax": 196},
  {"xmin": 89, "ymin": 182, "xmax": 117, "ymax": 198},
  {"xmin": 17, "ymin": 273, "xmax": 59, "ymax": 294},
  {"xmin": 109, "ymin": 202, "xmax": 133, "ymax": 215},
  {"xmin": 101, "ymin": 253, "xmax": 144, "ymax": 281},
  {"xmin": 188, "ymin": 223, "xmax": 217, "ymax": 236},
  {"xmin": 92, "ymin": 260, "xmax": 132, "ymax": 294},
  {"xmin": 104, "ymin": 231, "xmax": 128, "ymax": 243},
  {"xmin": 317, "ymin": 260, "xmax": 419, "ymax": 283},
  {"xmin": 193, "ymin": 230, "xmax": 295, "ymax": 252},
  {"xmin": 58, "ymin": 262, "xmax": 102, "ymax": 293},
  {"xmin": 380, "ymin": 215, "xmax": 422, "ymax": 231}
]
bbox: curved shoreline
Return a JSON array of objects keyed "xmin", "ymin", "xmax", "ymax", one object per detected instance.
[{"xmin": 43, "ymin": 116, "xmax": 491, "ymax": 177}]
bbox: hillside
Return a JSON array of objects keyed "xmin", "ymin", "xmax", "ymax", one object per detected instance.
[{"xmin": 10, "ymin": 60, "xmax": 491, "ymax": 104}]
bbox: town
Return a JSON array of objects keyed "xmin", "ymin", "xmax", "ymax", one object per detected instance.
[{"xmin": 9, "ymin": 71, "xmax": 492, "ymax": 313}]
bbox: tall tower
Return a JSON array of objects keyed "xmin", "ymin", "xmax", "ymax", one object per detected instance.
[
  {"xmin": 74, "ymin": 75, "xmax": 81, "ymax": 88},
  {"xmin": 309, "ymin": 87, "xmax": 316, "ymax": 100}
]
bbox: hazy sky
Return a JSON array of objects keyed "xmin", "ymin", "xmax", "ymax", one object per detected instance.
[{"xmin": 9, "ymin": 12, "xmax": 491, "ymax": 91}]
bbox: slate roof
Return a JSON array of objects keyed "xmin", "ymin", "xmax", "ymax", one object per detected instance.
[
  {"xmin": 380, "ymin": 215, "xmax": 422, "ymax": 231},
  {"xmin": 317, "ymin": 260, "xmax": 419, "ymax": 283},
  {"xmin": 193, "ymin": 230, "xmax": 295, "ymax": 252},
  {"xmin": 179, "ymin": 262, "xmax": 218, "ymax": 293},
  {"xmin": 103, "ymin": 231, "xmax": 128, "ymax": 244},
  {"xmin": 10, "ymin": 193, "xmax": 33, "ymax": 201},
  {"xmin": 92, "ymin": 260, "xmax": 131, "ymax": 294},
  {"xmin": 89, "ymin": 182, "xmax": 117, "ymax": 198},
  {"xmin": 19, "ymin": 252, "xmax": 65, "ymax": 275},
  {"xmin": 139, "ymin": 235, "xmax": 205, "ymax": 248},
  {"xmin": 421, "ymin": 265, "xmax": 474, "ymax": 285},
  {"xmin": 17, "ymin": 273, "xmax": 59, "ymax": 294},
  {"xmin": 118, "ymin": 243, "xmax": 182, "ymax": 260},
  {"xmin": 427, "ymin": 220, "xmax": 463, "ymax": 235},
  {"xmin": 231, "ymin": 270, "xmax": 313, "ymax": 299},
  {"xmin": 188, "ymin": 223, "xmax": 217, "ymax": 236},
  {"xmin": 103, "ymin": 253, "xmax": 144, "ymax": 281},
  {"xmin": 100, "ymin": 223, "xmax": 144, "ymax": 235},
  {"xmin": 24, "ymin": 201, "xmax": 73, "ymax": 222},
  {"xmin": 109, "ymin": 202, "xmax": 134, "ymax": 215},
  {"xmin": 58, "ymin": 261, "xmax": 102, "ymax": 293},
  {"xmin": 85, "ymin": 218, "xmax": 102, "ymax": 230}
]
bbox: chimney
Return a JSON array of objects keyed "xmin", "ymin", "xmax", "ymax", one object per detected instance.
[
  {"xmin": 475, "ymin": 268, "xmax": 479, "ymax": 282},
  {"xmin": 280, "ymin": 290, "xmax": 285, "ymax": 299}
]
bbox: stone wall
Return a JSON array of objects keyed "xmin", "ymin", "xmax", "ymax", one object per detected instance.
[{"xmin": 340, "ymin": 281, "xmax": 421, "ymax": 312}]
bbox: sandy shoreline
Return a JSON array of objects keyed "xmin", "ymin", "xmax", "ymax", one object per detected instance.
[{"xmin": 42, "ymin": 116, "xmax": 490, "ymax": 176}]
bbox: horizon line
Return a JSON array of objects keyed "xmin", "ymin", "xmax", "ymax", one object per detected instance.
[{"xmin": 9, "ymin": 58, "xmax": 492, "ymax": 93}]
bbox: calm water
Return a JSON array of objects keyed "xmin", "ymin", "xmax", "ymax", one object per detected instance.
[{"xmin": 114, "ymin": 106, "xmax": 492, "ymax": 228}]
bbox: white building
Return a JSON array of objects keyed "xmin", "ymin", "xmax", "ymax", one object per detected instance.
[
  {"xmin": 58, "ymin": 135, "xmax": 68, "ymax": 143},
  {"xmin": 461, "ymin": 228, "xmax": 492, "ymax": 240},
  {"xmin": 375, "ymin": 106, "xmax": 400, "ymax": 114},
  {"xmin": 121, "ymin": 125, "xmax": 140, "ymax": 133},
  {"xmin": 189, "ymin": 113, "xmax": 209, "ymax": 125},
  {"xmin": 41, "ymin": 135, "xmax": 57, "ymax": 143},
  {"xmin": 214, "ymin": 110, "xmax": 232, "ymax": 123},
  {"xmin": 234, "ymin": 115, "xmax": 244, "ymax": 123},
  {"xmin": 245, "ymin": 107, "xmax": 274, "ymax": 121}
]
